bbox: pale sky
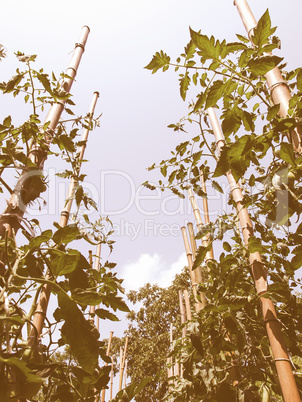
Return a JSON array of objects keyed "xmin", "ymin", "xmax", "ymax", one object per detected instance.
[{"xmin": 1, "ymin": 0, "xmax": 302, "ymax": 339}]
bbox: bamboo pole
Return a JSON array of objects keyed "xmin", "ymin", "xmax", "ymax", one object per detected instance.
[
  {"xmin": 28, "ymin": 91, "xmax": 99, "ymax": 346},
  {"xmin": 60, "ymin": 91, "xmax": 99, "ymax": 227},
  {"xmin": 178, "ymin": 290, "xmax": 186, "ymax": 378},
  {"xmin": 199, "ymin": 173, "xmax": 210, "ymax": 226},
  {"xmin": 0, "ymin": 26, "xmax": 90, "ymax": 240},
  {"xmin": 181, "ymin": 226, "xmax": 204, "ymax": 312},
  {"xmin": 187, "ymin": 187, "xmax": 214, "ymax": 261},
  {"xmin": 207, "ymin": 106, "xmax": 300, "ymax": 402},
  {"xmin": 187, "ymin": 222, "xmax": 207, "ymax": 305},
  {"xmin": 118, "ymin": 337, "xmax": 128, "ymax": 391},
  {"xmin": 89, "ymin": 241, "xmax": 102, "ymax": 318},
  {"xmin": 179, "ymin": 290, "xmax": 187, "ymax": 338},
  {"xmin": 110, "ymin": 356, "xmax": 114, "ymax": 400},
  {"xmin": 234, "ymin": 0, "xmax": 301, "ymax": 153},
  {"xmin": 101, "ymin": 331, "xmax": 114, "ymax": 402},
  {"xmin": 123, "ymin": 359, "xmax": 128, "ymax": 389},
  {"xmin": 183, "ymin": 289, "xmax": 192, "ymax": 321}
]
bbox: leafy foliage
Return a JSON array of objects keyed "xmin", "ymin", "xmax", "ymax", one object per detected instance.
[
  {"xmin": 0, "ymin": 49, "xmax": 127, "ymax": 400},
  {"xmin": 144, "ymin": 8, "xmax": 302, "ymax": 401}
]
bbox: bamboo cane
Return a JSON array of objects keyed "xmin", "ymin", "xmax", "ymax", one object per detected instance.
[
  {"xmin": 187, "ymin": 222, "xmax": 207, "ymax": 307},
  {"xmin": 100, "ymin": 331, "xmax": 114, "ymax": 402},
  {"xmin": 60, "ymin": 91, "xmax": 99, "ymax": 227},
  {"xmin": 189, "ymin": 204, "xmax": 239, "ymax": 385},
  {"xmin": 169, "ymin": 323, "xmax": 174, "ymax": 381},
  {"xmin": 110, "ymin": 356, "xmax": 114, "ymax": 400},
  {"xmin": 179, "ymin": 290, "xmax": 187, "ymax": 338},
  {"xmin": 89, "ymin": 241, "xmax": 102, "ymax": 318},
  {"xmin": 207, "ymin": 106, "xmax": 300, "ymax": 402},
  {"xmin": 234, "ymin": 0, "xmax": 301, "ymax": 153},
  {"xmin": 199, "ymin": 172, "xmax": 211, "ymax": 226},
  {"xmin": 178, "ymin": 290, "xmax": 186, "ymax": 378},
  {"xmin": 187, "ymin": 187, "xmax": 214, "ymax": 261},
  {"xmin": 0, "ymin": 26, "xmax": 90, "ymax": 240},
  {"xmin": 28, "ymin": 92, "xmax": 99, "ymax": 346},
  {"xmin": 118, "ymin": 347, "xmax": 123, "ymax": 392},
  {"xmin": 183, "ymin": 289, "xmax": 192, "ymax": 321},
  {"xmin": 181, "ymin": 226, "xmax": 204, "ymax": 312},
  {"xmin": 118, "ymin": 337, "xmax": 128, "ymax": 391},
  {"xmin": 123, "ymin": 359, "xmax": 128, "ymax": 388},
  {"xmin": 187, "ymin": 222, "xmax": 204, "ymax": 285}
]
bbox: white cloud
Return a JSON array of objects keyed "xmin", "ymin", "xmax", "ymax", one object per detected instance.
[{"xmin": 121, "ymin": 252, "xmax": 187, "ymax": 292}]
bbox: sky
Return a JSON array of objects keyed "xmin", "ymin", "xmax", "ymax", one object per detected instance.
[{"xmin": 1, "ymin": 0, "xmax": 302, "ymax": 348}]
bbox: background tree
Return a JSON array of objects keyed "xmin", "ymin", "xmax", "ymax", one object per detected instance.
[
  {"xmin": 122, "ymin": 268, "xmax": 190, "ymax": 402},
  {"xmin": 143, "ymin": 8, "xmax": 302, "ymax": 401}
]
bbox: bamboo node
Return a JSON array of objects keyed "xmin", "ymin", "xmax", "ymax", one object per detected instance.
[
  {"xmin": 263, "ymin": 317, "xmax": 279, "ymax": 324},
  {"xmin": 75, "ymin": 42, "xmax": 85, "ymax": 51},
  {"xmin": 268, "ymin": 81, "xmax": 289, "ymax": 94},
  {"xmin": 66, "ymin": 66, "xmax": 77, "ymax": 74},
  {"xmin": 34, "ymin": 310, "xmax": 47, "ymax": 317},
  {"xmin": 61, "ymin": 211, "xmax": 70, "ymax": 218},
  {"xmin": 274, "ymin": 358, "xmax": 291, "ymax": 363}
]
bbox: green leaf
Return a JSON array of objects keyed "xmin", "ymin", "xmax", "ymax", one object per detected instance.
[
  {"xmin": 279, "ymin": 142, "xmax": 295, "ymax": 165},
  {"xmin": 4, "ymin": 74, "xmax": 24, "ymax": 93},
  {"xmin": 71, "ymin": 290, "xmax": 104, "ymax": 306},
  {"xmin": 297, "ymin": 69, "xmax": 302, "ymax": 92},
  {"xmin": 247, "ymin": 55, "xmax": 283, "ymax": 76},
  {"xmin": 221, "ymin": 108, "xmax": 241, "ymax": 137},
  {"xmin": 95, "ymin": 308, "xmax": 119, "ymax": 321},
  {"xmin": 213, "ymin": 146, "xmax": 229, "ymax": 178},
  {"xmin": 194, "ymin": 92, "xmax": 206, "ymax": 112},
  {"xmin": 180, "ymin": 71, "xmax": 190, "ymax": 101},
  {"xmin": 36, "ymin": 72, "xmax": 53, "ymax": 95},
  {"xmin": 3, "ymin": 116, "xmax": 11, "ymax": 127},
  {"xmin": 58, "ymin": 291, "xmax": 100, "ymax": 374},
  {"xmin": 192, "ymin": 244, "xmax": 212, "ymax": 271},
  {"xmin": 145, "ymin": 51, "xmax": 170, "ymax": 73},
  {"xmin": 248, "ymin": 237, "xmax": 269, "ymax": 254},
  {"xmin": 190, "ymin": 28, "xmax": 219, "ymax": 60},
  {"xmin": 53, "ymin": 224, "xmax": 80, "ymax": 245},
  {"xmin": 0, "ymin": 356, "xmax": 42, "ymax": 383},
  {"xmin": 267, "ymin": 104, "xmax": 280, "ymax": 121},
  {"xmin": 212, "ymin": 180, "xmax": 223, "ymax": 194},
  {"xmin": 52, "ymin": 250, "xmax": 81, "ymax": 276},
  {"xmin": 184, "ymin": 40, "xmax": 196, "ymax": 59},
  {"xmin": 29, "ymin": 229, "xmax": 52, "ymax": 249},
  {"xmin": 160, "ymin": 165, "xmax": 167, "ymax": 177},
  {"xmin": 291, "ymin": 246, "xmax": 302, "ymax": 270},
  {"xmin": 205, "ymin": 80, "xmax": 224, "ymax": 108},
  {"xmin": 220, "ymin": 42, "xmax": 247, "ymax": 59},
  {"xmin": 223, "ymin": 242, "xmax": 232, "ymax": 252},
  {"xmin": 252, "ymin": 9, "xmax": 276, "ymax": 48},
  {"xmin": 236, "ymin": 34, "xmax": 249, "ymax": 43}
]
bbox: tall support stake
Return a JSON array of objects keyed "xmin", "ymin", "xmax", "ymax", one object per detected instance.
[
  {"xmin": 101, "ymin": 331, "xmax": 114, "ymax": 402},
  {"xmin": 187, "ymin": 187, "xmax": 214, "ymax": 261},
  {"xmin": 181, "ymin": 226, "xmax": 204, "ymax": 312},
  {"xmin": 234, "ymin": 0, "xmax": 301, "ymax": 153},
  {"xmin": 208, "ymin": 106, "xmax": 300, "ymax": 402},
  {"xmin": 89, "ymin": 241, "xmax": 102, "ymax": 319},
  {"xmin": 178, "ymin": 290, "xmax": 186, "ymax": 378},
  {"xmin": 28, "ymin": 91, "xmax": 99, "ymax": 346},
  {"xmin": 187, "ymin": 222, "xmax": 207, "ymax": 308},
  {"xmin": 179, "ymin": 290, "xmax": 187, "ymax": 338},
  {"xmin": 183, "ymin": 289, "xmax": 192, "ymax": 321},
  {"xmin": 60, "ymin": 91, "xmax": 99, "ymax": 227},
  {"xmin": 110, "ymin": 356, "xmax": 114, "ymax": 400},
  {"xmin": 118, "ymin": 337, "xmax": 128, "ymax": 391},
  {"xmin": 0, "ymin": 26, "xmax": 90, "ymax": 240}
]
